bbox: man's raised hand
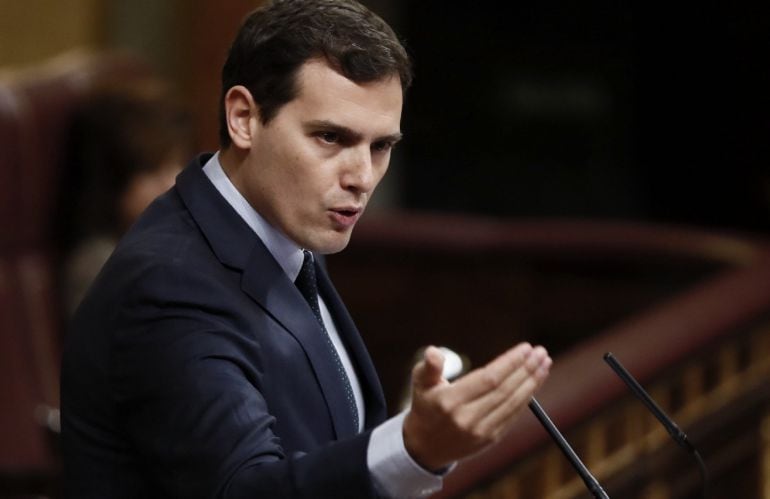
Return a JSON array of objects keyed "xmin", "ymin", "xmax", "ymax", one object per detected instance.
[{"xmin": 403, "ymin": 342, "xmax": 552, "ymax": 471}]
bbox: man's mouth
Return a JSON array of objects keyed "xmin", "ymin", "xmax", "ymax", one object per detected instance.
[{"xmin": 329, "ymin": 207, "xmax": 363, "ymax": 228}]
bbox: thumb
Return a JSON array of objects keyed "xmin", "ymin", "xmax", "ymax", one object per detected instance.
[{"xmin": 412, "ymin": 346, "xmax": 445, "ymax": 391}]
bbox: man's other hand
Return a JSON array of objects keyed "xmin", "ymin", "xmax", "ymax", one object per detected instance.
[{"xmin": 403, "ymin": 342, "xmax": 551, "ymax": 471}]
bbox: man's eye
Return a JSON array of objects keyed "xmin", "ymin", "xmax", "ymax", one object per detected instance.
[
  {"xmin": 372, "ymin": 141, "xmax": 393, "ymax": 153},
  {"xmin": 318, "ymin": 132, "xmax": 339, "ymax": 144}
]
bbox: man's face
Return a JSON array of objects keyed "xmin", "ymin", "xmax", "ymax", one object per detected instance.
[{"xmin": 234, "ymin": 59, "xmax": 403, "ymax": 254}]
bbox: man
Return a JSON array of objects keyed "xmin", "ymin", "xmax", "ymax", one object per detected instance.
[{"xmin": 61, "ymin": 1, "xmax": 552, "ymax": 497}]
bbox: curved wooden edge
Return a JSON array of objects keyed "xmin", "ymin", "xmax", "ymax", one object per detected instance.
[{"xmin": 353, "ymin": 212, "xmax": 770, "ymax": 266}]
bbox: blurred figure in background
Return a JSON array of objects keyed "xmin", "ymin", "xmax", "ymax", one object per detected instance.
[{"xmin": 58, "ymin": 78, "xmax": 193, "ymax": 316}]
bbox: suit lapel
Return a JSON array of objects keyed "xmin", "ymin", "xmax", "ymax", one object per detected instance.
[
  {"xmin": 240, "ymin": 254, "xmax": 359, "ymax": 439},
  {"xmin": 175, "ymin": 155, "xmax": 363, "ymax": 439}
]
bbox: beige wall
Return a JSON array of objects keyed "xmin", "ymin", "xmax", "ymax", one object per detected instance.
[{"xmin": 0, "ymin": 0, "xmax": 105, "ymax": 67}]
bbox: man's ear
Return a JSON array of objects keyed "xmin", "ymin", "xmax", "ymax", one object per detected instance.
[{"xmin": 224, "ymin": 85, "xmax": 259, "ymax": 149}]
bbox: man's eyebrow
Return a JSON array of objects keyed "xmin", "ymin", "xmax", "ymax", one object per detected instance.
[
  {"xmin": 304, "ymin": 120, "xmax": 403, "ymax": 144},
  {"xmin": 381, "ymin": 131, "xmax": 404, "ymax": 144}
]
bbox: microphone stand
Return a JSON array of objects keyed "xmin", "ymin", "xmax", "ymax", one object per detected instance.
[
  {"xmin": 529, "ymin": 398, "xmax": 611, "ymax": 498},
  {"xmin": 604, "ymin": 352, "xmax": 708, "ymax": 499}
]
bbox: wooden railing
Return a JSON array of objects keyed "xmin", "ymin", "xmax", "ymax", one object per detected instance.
[{"xmin": 459, "ymin": 322, "xmax": 770, "ymax": 498}]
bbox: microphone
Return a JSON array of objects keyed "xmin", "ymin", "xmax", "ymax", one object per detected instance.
[
  {"xmin": 529, "ymin": 398, "xmax": 610, "ymax": 498},
  {"xmin": 603, "ymin": 352, "xmax": 708, "ymax": 499}
]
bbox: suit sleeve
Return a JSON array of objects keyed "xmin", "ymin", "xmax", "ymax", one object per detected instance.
[{"xmin": 108, "ymin": 257, "xmax": 380, "ymax": 499}]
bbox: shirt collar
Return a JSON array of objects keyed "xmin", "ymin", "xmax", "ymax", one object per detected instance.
[{"xmin": 201, "ymin": 152, "xmax": 304, "ymax": 281}]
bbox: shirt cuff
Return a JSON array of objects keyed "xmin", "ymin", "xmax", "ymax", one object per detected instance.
[{"xmin": 367, "ymin": 411, "xmax": 447, "ymax": 498}]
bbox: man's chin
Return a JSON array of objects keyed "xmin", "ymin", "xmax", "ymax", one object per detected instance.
[{"xmin": 310, "ymin": 230, "xmax": 354, "ymax": 255}]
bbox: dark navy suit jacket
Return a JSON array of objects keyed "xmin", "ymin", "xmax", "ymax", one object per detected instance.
[{"xmin": 61, "ymin": 154, "xmax": 388, "ymax": 498}]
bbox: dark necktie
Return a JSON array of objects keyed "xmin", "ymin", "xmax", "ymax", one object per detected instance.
[{"xmin": 294, "ymin": 250, "xmax": 359, "ymax": 433}]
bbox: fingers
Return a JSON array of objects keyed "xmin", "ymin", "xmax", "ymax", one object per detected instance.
[
  {"xmin": 446, "ymin": 345, "xmax": 551, "ymax": 439},
  {"xmin": 443, "ymin": 342, "xmax": 533, "ymax": 407},
  {"xmin": 475, "ymin": 347, "xmax": 551, "ymax": 437},
  {"xmin": 461, "ymin": 346, "xmax": 549, "ymax": 415},
  {"xmin": 411, "ymin": 345, "xmax": 446, "ymax": 391}
]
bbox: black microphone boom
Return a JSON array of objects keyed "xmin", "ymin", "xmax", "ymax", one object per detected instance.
[
  {"xmin": 603, "ymin": 352, "xmax": 693, "ymax": 451},
  {"xmin": 528, "ymin": 398, "xmax": 610, "ymax": 499},
  {"xmin": 603, "ymin": 352, "xmax": 708, "ymax": 499}
]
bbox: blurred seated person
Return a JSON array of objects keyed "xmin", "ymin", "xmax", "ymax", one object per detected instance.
[{"xmin": 59, "ymin": 78, "xmax": 193, "ymax": 316}]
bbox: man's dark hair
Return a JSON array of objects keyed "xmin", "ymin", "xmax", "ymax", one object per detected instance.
[{"xmin": 218, "ymin": 0, "xmax": 412, "ymax": 147}]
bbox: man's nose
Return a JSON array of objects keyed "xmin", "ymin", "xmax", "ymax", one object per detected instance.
[{"xmin": 341, "ymin": 146, "xmax": 376, "ymax": 193}]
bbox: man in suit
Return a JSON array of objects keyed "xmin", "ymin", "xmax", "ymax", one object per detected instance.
[{"xmin": 61, "ymin": 1, "xmax": 552, "ymax": 497}]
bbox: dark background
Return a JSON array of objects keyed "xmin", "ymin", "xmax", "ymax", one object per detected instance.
[
  {"xmin": 386, "ymin": 2, "xmax": 770, "ymax": 233},
  {"xmin": 8, "ymin": 1, "xmax": 765, "ymax": 233}
]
